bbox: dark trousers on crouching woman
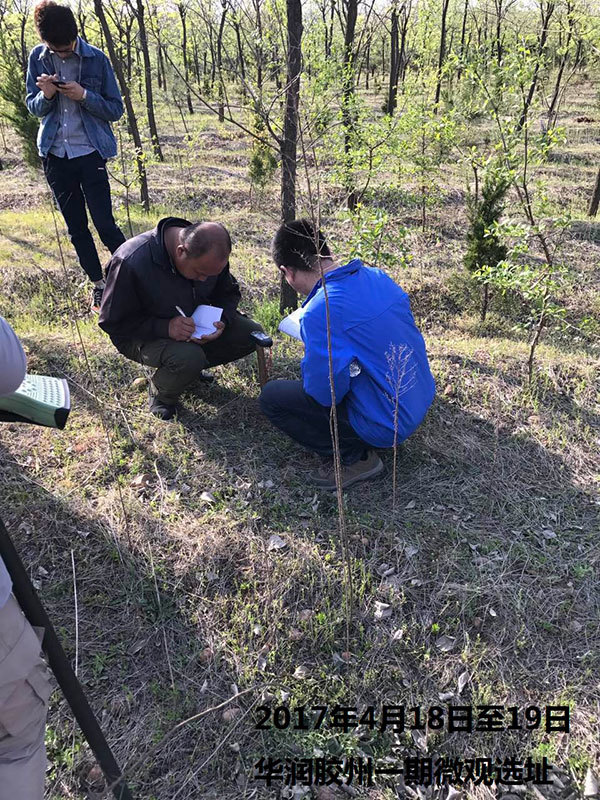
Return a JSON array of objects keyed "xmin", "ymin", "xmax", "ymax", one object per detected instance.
[
  {"xmin": 118, "ymin": 312, "xmax": 263, "ymax": 405},
  {"xmin": 259, "ymin": 379, "xmax": 370, "ymax": 465}
]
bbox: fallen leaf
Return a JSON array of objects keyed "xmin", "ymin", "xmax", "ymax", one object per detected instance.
[
  {"xmin": 374, "ymin": 601, "xmax": 392, "ymax": 620},
  {"xmin": 257, "ymin": 654, "xmax": 267, "ymax": 671},
  {"xmin": 131, "ymin": 376, "xmax": 147, "ymax": 390},
  {"xmin": 198, "ymin": 647, "xmax": 213, "ymax": 664},
  {"xmin": 267, "ymin": 534, "xmax": 287, "ymax": 551},
  {"xmin": 86, "ymin": 764, "xmax": 103, "ymax": 785},
  {"xmin": 391, "ymin": 628, "xmax": 404, "ymax": 641},
  {"xmin": 293, "ymin": 665, "xmax": 308, "ymax": 679},
  {"xmin": 405, "ymin": 499, "xmax": 416, "ymax": 509},
  {"xmin": 411, "ymin": 729, "xmax": 427, "ymax": 752},
  {"xmin": 222, "ymin": 706, "xmax": 241, "ymax": 722},
  {"xmin": 258, "ymin": 479, "xmax": 274, "ymax": 489},
  {"xmin": 489, "ymin": 607, "xmax": 498, "ymax": 617},
  {"xmin": 435, "ymin": 634, "xmax": 456, "ymax": 652},
  {"xmin": 404, "ymin": 545, "xmax": 419, "ymax": 558},
  {"xmin": 376, "ymin": 563, "xmax": 395, "ymax": 577},
  {"xmin": 37, "ymin": 565, "xmax": 49, "ymax": 577},
  {"xmin": 541, "ymin": 529, "xmax": 557, "ymax": 540},
  {"xmin": 457, "ymin": 671, "xmax": 469, "ymax": 694},
  {"xmin": 200, "ymin": 491, "xmax": 216, "ymax": 504},
  {"xmin": 439, "ymin": 690, "xmax": 454, "ymax": 701},
  {"xmin": 130, "ymin": 472, "xmax": 153, "ymax": 489}
]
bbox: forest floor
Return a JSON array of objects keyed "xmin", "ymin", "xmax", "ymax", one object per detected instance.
[{"xmin": 0, "ymin": 80, "xmax": 598, "ymax": 800}]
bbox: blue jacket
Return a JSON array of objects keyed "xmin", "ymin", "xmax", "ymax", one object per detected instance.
[
  {"xmin": 300, "ymin": 259, "xmax": 436, "ymax": 447},
  {"xmin": 25, "ymin": 38, "xmax": 124, "ymax": 159}
]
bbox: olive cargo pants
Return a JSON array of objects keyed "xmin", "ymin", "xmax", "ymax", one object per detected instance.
[{"xmin": 118, "ymin": 311, "xmax": 264, "ymax": 405}]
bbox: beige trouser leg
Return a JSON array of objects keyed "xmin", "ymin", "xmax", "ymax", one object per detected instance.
[{"xmin": 0, "ymin": 594, "xmax": 52, "ymax": 800}]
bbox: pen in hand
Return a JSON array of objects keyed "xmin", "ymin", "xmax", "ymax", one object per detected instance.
[{"xmin": 172, "ymin": 306, "xmax": 195, "ymax": 342}]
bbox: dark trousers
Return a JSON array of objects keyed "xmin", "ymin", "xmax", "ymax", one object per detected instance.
[
  {"xmin": 118, "ymin": 312, "xmax": 263, "ymax": 405},
  {"xmin": 43, "ymin": 151, "xmax": 125, "ymax": 282},
  {"xmin": 260, "ymin": 379, "xmax": 369, "ymax": 464}
]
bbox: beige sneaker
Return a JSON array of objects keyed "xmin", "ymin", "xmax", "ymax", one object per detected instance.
[{"xmin": 311, "ymin": 450, "xmax": 384, "ymax": 490}]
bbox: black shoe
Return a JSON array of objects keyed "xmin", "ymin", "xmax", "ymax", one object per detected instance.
[
  {"xmin": 149, "ymin": 396, "xmax": 178, "ymax": 420},
  {"xmin": 91, "ymin": 284, "xmax": 104, "ymax": 313}
]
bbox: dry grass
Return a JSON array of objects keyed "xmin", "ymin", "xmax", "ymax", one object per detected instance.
[{"xmin": 0, "ymin": 76, "xmax": 598, "ymax": 800}]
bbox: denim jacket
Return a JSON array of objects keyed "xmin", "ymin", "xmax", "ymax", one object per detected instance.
[{"xmin": 25, "ymin": 38, "xmax": 124, "ymax": 159}]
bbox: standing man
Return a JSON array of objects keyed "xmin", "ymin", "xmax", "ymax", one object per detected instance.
[
  {"xmin": 26, "ymin": 1, "xmax": 126, "ymax": 312},
  {"xmin": 260, "ymin": 219, "xmax": 436, "ymax": 489},
  {"xmin": 0, "ymin": 317, "xmax": 52, "ymax": 797},
  {"xmin": 99, "ymin": 217, "xmax": 265, "ymax": 420}
]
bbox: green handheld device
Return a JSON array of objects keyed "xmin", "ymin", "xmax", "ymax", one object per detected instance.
[{"xmin": 0, "ymin": 374, "xmax": 70, "ymax": 429}]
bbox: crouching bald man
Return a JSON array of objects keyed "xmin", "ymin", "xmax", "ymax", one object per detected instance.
[
  {"xmin": 99, "ymin": 217, "xmax": 264, "ymax": 419},
  {"xmin": 260, "ymin": 219, "xmax": 436, "ymax": 490}
]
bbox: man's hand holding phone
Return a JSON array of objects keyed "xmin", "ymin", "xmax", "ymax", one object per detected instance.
[
  {"xmin": 56, "ymin": 81, "xmax": 85, "ymax": 101},
  {"xmin": 36, "ymin": 73, "xmax": 60, "ymax": 99}
]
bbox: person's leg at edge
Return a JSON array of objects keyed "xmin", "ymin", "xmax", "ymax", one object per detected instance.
[
  {"xmin": 259, "ymin": 379, "xmax": 368, "ymax": 464},
  {"xmin": 0, "ymin": 595, "xmax": 52, "ymax": 800}
]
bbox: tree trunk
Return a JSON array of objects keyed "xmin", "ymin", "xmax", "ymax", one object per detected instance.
[
  {"xmin": 457, "ymin": 0, "xmax": 469, "ymax": 80},
  {"xmin": 434, "ymin": 0, "xmax": 451, "ymax": 110},
  {"xmin": 77, "ymin": 6, "xmax": 88, "ymax": 42},
  {"xmin": 342, "ymin": 0, "xmax": 359, "ymax": 210},
  {"xmin": 547, "ymin": 1, "xmax": 574, "ymax": 122},
  {"xmin": 94, "ymin": 0, "xmax": 150, "ymax": 212},
  {"xmin": 588, "ymin": 166, "xmax": 600, "ymax": 217},
  {"xmin": 254, "ymin": 0, "xmax": 264, "ymax": 92},
  {"xmin": 216, "ymin": 2, "xmax": 228, "ymax": 123},
  {"xmin": 517, "ymin": 1, "xmax": 555, "ymax": 132},
  {"xmin": 178, "ymin": 4, "xmax": 194, "ymax": 114},
  {"xmin": 135, "ymin": 0, "xmax": 163, "ymax": 160},
  {"xmin": 386, "ymin": 7, "xmax": 400, "ymax": 114},
  {"xmin": 494, "ymin": 0, "xmax": 503, "ymax": 65},
  {"xmin": 233, "ymin": 17, "xmax": 246, "ymax": 95},
  {"xmin": 280, "ymin": 0, "xmax": 303, "ymax": 313},
  {"xmin": 399, "ymin": 3, "xmax": 411, "ymax": 84}
]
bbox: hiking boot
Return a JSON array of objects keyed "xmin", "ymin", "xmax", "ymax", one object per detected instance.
[
  {"xmin": 311, "ymin": 450, "xmax": 384, "ymax": 490},
  {"xmin": 91, "ymin": 284, "xmax": 104, "ymax": 313},
  {"xmin": 149, "ymin": 395, "xmax": 178, "ymax": 420}
]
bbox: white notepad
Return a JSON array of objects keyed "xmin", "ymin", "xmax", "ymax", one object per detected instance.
[
  {"xmin": 278, "ymin": 307, "xmax": 305, "ymax": 340},
  {"xmin": 192, "ymin": 305, "xmax": 223, "ymax": 338}
]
